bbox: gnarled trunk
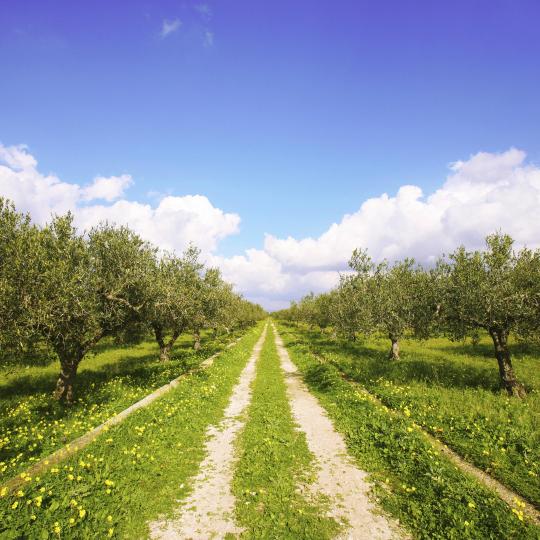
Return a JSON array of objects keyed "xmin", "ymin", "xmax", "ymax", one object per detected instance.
[
  {"xmin": 489, "ymin": 329, "xmax": 526, "ymax": 398},
  {"xmin": 193, "ymin": 330, "xmax": 201, "ymax": 351},
  {"xmin": 54, "ymin": 354, "xmax": 80, "ymax": 404},
  {"xmin": 388, "ymin": 335, "xmax": 400, "ymax": 360},
  {"xmin": 153, "ymin": 324, "xmax": 180, "ymax": 362}
]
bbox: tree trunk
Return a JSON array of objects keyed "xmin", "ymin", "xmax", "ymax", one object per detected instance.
[
  {"xmin": 193, "ymin": 330, "xmax": 201, "ymax": 351},
  {"xmin": 153, "ymin": 324, "xmax": 168, "ymax": 362},
  {"xmin": 489, "ymin": 329, "xmax": 526, "ymax": 398},
  {"xmin": 54, "ymin": 355, "xmax": 80, "ymax": 404},
  {"xmin": 154, "ymin": 324, "xmax": 181, "ymax": 362},
  {"xmin": 388, "ymin": 335, "xmax": 400, "ymax": 360}
]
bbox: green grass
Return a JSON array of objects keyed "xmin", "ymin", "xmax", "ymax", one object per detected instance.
[
  {"xmin": 277, "ymin": 322, "xmax": 540, "ymax": 540},
  {"xmin": 288, "ymin": 325, "xmax": 540, "ymax": 507},
  {"xmin": 232, "ymin": 325, "xmax": 340, "ymax": 539},
  {"xmin": 0, "ymin": 323, "xmax": 264, "ymax": 539},
  {"xmin": 0, "ymin": 329, "xmax": 239, "ymax": 484}
]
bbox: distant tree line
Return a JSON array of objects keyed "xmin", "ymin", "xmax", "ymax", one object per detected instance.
[
  {"xmin": 0, "ymin": 198, "xmax": 266, "ymax": 403},
  {"xmin": 274, "ymin": 233, "xmax": 540, "ymax": 398}
]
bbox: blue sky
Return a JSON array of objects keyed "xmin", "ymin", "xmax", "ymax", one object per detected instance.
[{"xmin": 1, "ymin": 1, "xmax": 540, "ymax": 307}]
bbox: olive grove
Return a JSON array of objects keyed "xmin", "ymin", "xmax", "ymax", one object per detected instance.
[
  {"xmin": 275, "ymin": 233, "xmax": 540, "ymax": 398},
  {"xmin": 0, "ymin": 197, "xmax": 265, "ymax": 402}
]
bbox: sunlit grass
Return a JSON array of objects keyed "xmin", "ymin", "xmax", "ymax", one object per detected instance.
[
  {"xmin": 0, "ymin": 324, "xmax": 263, "ymax": 539},
  {"xmin": 278, "ymin": 322, "xmax": 540, "ymax": 539},
  {"xmin": 296, "ymin": 327, "xmax": 539, "ymax": 506},
  {"xmin": 232, "ymin": 325, "xmax": 340, "ymax": 538},
  {"xmin": 0, "ymin": 329, "xmax": 237, "ymax": 483}
]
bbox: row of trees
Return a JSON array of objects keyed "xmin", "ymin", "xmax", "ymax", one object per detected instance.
[
  {"xmin": 0, "ymin": 198, "xmax": 266, "ymax": 402},
  {"xmin": 274, "ymin": 234, "xmax": 540, "ymax": 398}
]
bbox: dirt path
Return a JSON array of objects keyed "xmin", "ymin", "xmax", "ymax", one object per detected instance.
[
  {"xmin": 149, "ymin": 325, "xmax": 267, "ymax": 540},
  {"xmin": 273, "ymin": 325, "xmax": 402, "ymax": 540}
]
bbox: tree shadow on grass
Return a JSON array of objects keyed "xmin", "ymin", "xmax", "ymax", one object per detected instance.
[
  {"xmin": 299, "ymin": 330, "xmax": 505, "ymax": 393},
  {"xmin": 429, "ymin": 340, "xmax": 540, "ymax": 360},
  {"xmin": 0, "ymin": 349, "xmax": 199, "ymax": 404},
  {"xmin": 342, "ymin": 355, "xmax": 501, "ymax": 392}
]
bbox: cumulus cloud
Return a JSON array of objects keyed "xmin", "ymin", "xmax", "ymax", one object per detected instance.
[
  {"xmin": 0, "ymin": 143, "xmax": 240, "ymax": 256},
  {"xmin": 1, "ymin": 143, "xmax": 539, "ymax": 310},
  {"xmin": 81, "ymin": 174, "xmax": 133, "ymax": 202},
  {"xmin": 217, "ymin": 148, "xmax": 540, "ymax": 309},
  {"xmin": 160, "ymin": 18, "xmax": 181, "ymax": 38}
]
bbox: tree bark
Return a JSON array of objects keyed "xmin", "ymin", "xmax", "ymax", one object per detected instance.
[
  {"xmin": 193, "ymin": 330, "xmax": 201, "ymax": 351},
  {"xmin": 54, "ymin": 354, "xmax": 80, "ymax": 404},
  {"xmin": 489, "ymin": 329, "xmax": 527, "ymax": 398},
  {"xmin": 388, "ymin": 335, "xmax": 400, "ymax": 360},
  {"xmin": 153, "ymin": 324, "xmax": 168, "ymax": 362},
  {"xmin": 153, "ymin": 324, "xmax": 181, "ymax": 362}
]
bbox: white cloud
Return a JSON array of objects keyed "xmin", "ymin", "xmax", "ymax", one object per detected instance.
[
  {"xmin": 81, "ymin": 174, "xmax": 133, "ymax": 202},
  {"xmin": 2, "ymin": 143, "xmax": 539, "ymax": 310},
  {"xmin": 217, "ymin": 148, "xmax": 540, "ymax": 309},
  {"xmin": 160, "ymin": 18, "xmax": 181, "ymax": 38},
  {"xmin": 0, "ymin": 143, "xmax": 240, "ymax": 256},
  {"xmin": 204, "ymin": 30, "xmax": 214, "ymax": 47},
  {"xmin": 0, "ymin": 144, "xmax": 37, "ymax": 170}
]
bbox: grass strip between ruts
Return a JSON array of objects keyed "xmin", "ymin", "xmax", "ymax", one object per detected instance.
[
  {"xmin": 232, "ymin": 325, "xmax": 341, "ymax": 539},
  {"xmin": 277, "ymin": 322, "xmax": 540, "ymax": 540},
  {"xmin": 0, "ymin": 323, "xmax": 264, "ymax": 540}
]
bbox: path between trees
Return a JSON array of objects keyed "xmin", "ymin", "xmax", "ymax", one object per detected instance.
[
  {"xmin": 150, "ymin": 323, "xmax": 402, "ymax": 539},
  {"xmin": 274, "ymin": 325, "xmax": 402, "ymax": 540},
  {"xmin": 149, "ymin": 325, "xmax": 268, "ymax": 539}
]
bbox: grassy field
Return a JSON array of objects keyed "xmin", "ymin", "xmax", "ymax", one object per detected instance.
[
  {"xmin": 0, "ymin": 329, "xmax": 239, "ymax": 484},
  {"xmin": 0, "ymin": 324, "xmax": 263, "ymax": 539},
  {"xmin": 277, "ymin": 322, "xmax": 540, "ymax": 539},
  {"xmin": 232, "ymin": 325, "xmax": 340, "ymax": 539},
  {"xmin": 284, "ymin": 325, "xmax": 540, "ymax": 508}
]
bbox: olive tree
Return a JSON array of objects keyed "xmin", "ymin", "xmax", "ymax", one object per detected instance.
[
  {"xmin": 27, "ymin": 216, "xmax": 156, "ymax": 402},
  {"xmin": 0, "ymin": 199, "xmax": 41, "ymax": 354},
  {"xmin": 438, "ymin": 233, "xmax": 540, "ymax": 398},
  {"xmin": 349, "ymin": 250, "xmax": 430, "ymax": 359},
  {"xmin": 336, "ymin": 249, "xmax": 377, "ymax": 340},
  {"xmin": 233, "ymin": 298, "xmax": 266, "ymax": 329},
  {"xmin": 148, "ymin": 246, "xmax": 203, "ymax": 361}
]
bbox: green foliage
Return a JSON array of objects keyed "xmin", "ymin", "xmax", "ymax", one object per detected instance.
[
  {"xmin": 0, "ymin": 198, "xmax": 265, "ymax": 400},
  {"xmin": 274, "ymin": 232, "xmax": 540, "ymax": 394},
  {"xmin": 437, "ymin": 233, "xmax": 540, "ymax": 396},
  {"xmin": 0, "ymin": 198, "xmax": 41, "ymax": 352},
  {"xmin": 438, "ymin": 233, "xmax": 540, "ymax": 340}
]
